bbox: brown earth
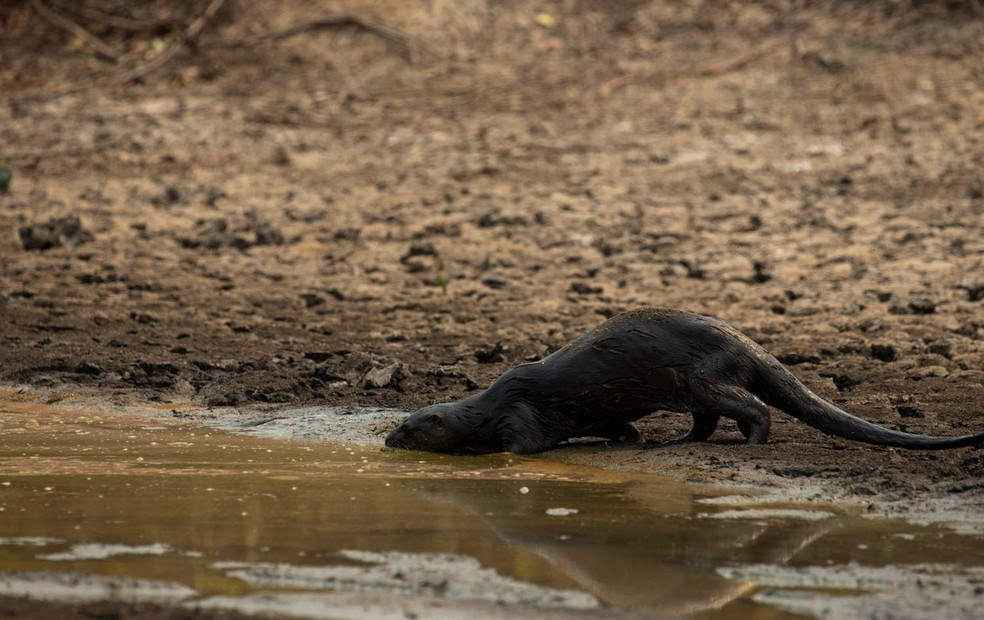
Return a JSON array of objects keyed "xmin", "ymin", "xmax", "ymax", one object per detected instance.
[
  {"xmin": 2, "ymin": 0, "xmax": 984, "ymax": 528},
  {"xmin": 0, "ymin": 595, "xmax": 255, "ymax": 620}
]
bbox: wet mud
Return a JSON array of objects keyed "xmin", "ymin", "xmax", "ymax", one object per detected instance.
[{"xmin": 2, "ymin": 0, "xmax": 984, "ymax": 497}]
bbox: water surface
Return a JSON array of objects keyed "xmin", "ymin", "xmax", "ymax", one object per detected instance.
[{"xmin": 1, "ymin": 395, "xmax": 981, "ymax": 618}]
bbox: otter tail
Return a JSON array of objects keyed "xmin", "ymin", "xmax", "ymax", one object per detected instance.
[{"xmin": 752, "ymin": 360, "xmax": 984, "ymax": 450}]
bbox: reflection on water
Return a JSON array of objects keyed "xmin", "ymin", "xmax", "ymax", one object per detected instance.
[{"xmin": 0, "ymin": 396, "xmax": 982, "ymax": 618}]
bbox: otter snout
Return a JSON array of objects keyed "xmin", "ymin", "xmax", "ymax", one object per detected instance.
[
  {"xmin": 384, "ymin": 426, "xmax": 410, "ymax": 450},
  {"xmin": 382, "ymin": 405, "xmax": 463, "ymax": 453}
]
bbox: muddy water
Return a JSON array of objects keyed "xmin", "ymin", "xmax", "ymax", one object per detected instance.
[{"xmin": 1, "ymin": 396, "xmax": 983, "ymax": 618}]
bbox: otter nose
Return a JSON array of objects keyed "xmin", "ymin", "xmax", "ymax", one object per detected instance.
[{"xmin": 384, "ymin": 429, "xmax": 407, "ymax": 450}]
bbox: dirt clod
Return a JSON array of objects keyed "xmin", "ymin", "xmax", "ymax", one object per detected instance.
[
  {"xmin": 870, "ymin": 344, "xmax": 898, "ymax": 362},
  {"xmin": 18, "ymin": 216, "xmax": 92, "ymax": 251},
  {"xmin": 364, "ymin": 362, "xmax": 409, "ymax": 390}
]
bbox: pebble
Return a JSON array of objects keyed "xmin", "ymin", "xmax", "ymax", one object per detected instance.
[
  {"xmin": 870, "ymin": 344, "xmax": 897, "ymax": 362},
  {"xmin": 546, "ymin": 507, "xmax": 579, "ymax": 516},
  {"xmin": 481, "ymin": 273, "xmax": 508, "ymax": 289},
  {"xmin": 363, "ymin": 362, "xmax": 408, "ymax": 389}
]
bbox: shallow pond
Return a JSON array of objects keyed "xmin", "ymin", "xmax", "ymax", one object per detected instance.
[{"xmin": 1, "ymin": 395, "xmax": 982, "ymax": 618}]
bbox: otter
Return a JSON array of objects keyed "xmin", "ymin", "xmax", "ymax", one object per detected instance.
[{"xmin": 385, "ymin": 308, "xmax": 984, "ymax": 455}]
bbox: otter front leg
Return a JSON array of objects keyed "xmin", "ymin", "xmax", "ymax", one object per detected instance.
[
  {"xmin": 595, "ymin": 421, "xmax": 640, "ymax": 443},
  {"xmin": 658, "ymin": 412, "xmax": 720, "ymax": 445}
]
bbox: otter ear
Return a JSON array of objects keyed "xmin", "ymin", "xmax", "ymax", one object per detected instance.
[{"xmin": 426, "ymin": 413, "xmax": 443, "ymax": 427}]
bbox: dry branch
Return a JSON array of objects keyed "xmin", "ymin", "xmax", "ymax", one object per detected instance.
[
  {"xmin": 213, "ymin": 15, "xmax": 422, "ymax": 62},
  {"xmin": 50, "ymin": 1, "xmax": 179, "ymax": 33},
  {"xmin": 697, "ymin": 36, "xmax": 790, "ymax": 77},
  {"xmin": 30, "ymin": 0, "xmax": 120, "ymax": 61},
  {"xmin": 4, "ymin": 3, "xmax": 422, "ymax": 104},
  {"xmin": 120, "ymin": 0, "xmax": 227, "ymax": 83}
]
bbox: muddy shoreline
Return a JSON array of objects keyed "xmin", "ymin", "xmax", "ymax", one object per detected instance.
[
  {"xmin": 1, "ymin": 387, "xmax": 983, "ymax": 618},
  {"xmin": 5, "ymin": 386, "xmax": 983, "ymax": 535}
]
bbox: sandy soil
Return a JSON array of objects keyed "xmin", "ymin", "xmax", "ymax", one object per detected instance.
[{"xmin": 2, "ymin": 0, "xmax": 984, "ymax": 582}]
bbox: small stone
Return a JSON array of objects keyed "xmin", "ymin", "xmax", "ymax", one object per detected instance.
[
  {"xmin": 896, "ymin": 405, "xmax": 925, "ymax": 418},
  {"xmin": 481, "ymin": 274, "xmax": 508, "ymax": 289},
  {"xmin": 333, "ymin": 227, "xmax": 360, "ymax": 241},
  {"xmin": 300, "ymin": 293, "xmax": 324, "ymax": 308},
  {"xmin": 18, "ymin": 215, "xmax": 92, "ymax": 251},
  {"xmin": 908, "ymin": 299, "xmax": 936, "ymax": 314},
  {"xmin": 545, "ymin": 507, "xmax": 579, "ymax": 516},
  {"xmin": 926, "ymin": 342, "xmax": 952, "ymax": 359},
  {"xmin": 519, "ymin": 486, "xmax": 530, "ymax": 494},
  {"xmin": 272, "ymin": 146, "xmax": 292, "ymax": 166},
  {"xmin": 534, "ymin": 12, "xmax": 556, "ymax": 29},
  {"xmin": 401, "ymin": 243, "xmax": 438, "ymax": 262},
  {"xmin": 828, "ymin": 374, "xmax": 863, "ymax": 391},
  {"xmin": 130, "ymin": 312, "xmax": 156, "ymax": 324},
  {"xmin": 475, "ymin": 342, "xmax": 504, "ymax": 364},
  {"xmin": 363, "ymin": 362, "xmax": 408, "ymax": 389},
  {"xmin": 570, "ymin": 282, "xmax": 602, "ymax": 295},
  {"xmin": 786, "ymin": 304, "xmax": 822, "ymax": 317},
  {"xmin": 73, "ymin": 362, "xmax": 103, "ymax": 375},
  {"xmin": 163, "ymin": 186, "xmax": 181, "ymax": 204},
  {"xmin": 964, "ymin": 284, "xmax": 984, "ymax": 302}
]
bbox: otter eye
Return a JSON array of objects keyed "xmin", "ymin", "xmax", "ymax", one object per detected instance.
[{"xmin": 427, "ymin": 413, "xmax": 443, "ymax": 427}]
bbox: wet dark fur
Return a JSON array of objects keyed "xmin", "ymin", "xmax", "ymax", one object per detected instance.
[{"xmin": 385, "ymin": 308, "xmax": 984, "ymax": 455}]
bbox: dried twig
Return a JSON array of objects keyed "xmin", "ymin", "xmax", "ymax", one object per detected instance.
[
  {"xmin": 697, "ymin": 36, "xmax": 790, "ymax": 77},
  {"xmin": 30, "ymin": 0, "xmax": 119, "ymax": 62},
  {"xmin": 4, "ymin": 2, "xmax": 421, "ymax": 104},
  {"xmin": 50, "ymin": 1, "xmax": 178, "ymax": 33},
  {"xmin": 5, "ymin": 0, "xmax": 226, "ymax": 102},
  {"xmin": 213, "ymin": 15, "xmax": 422, "ymax": 62},
  {"xmin": 598, "ymin": 34, "xmax": 793, "ymax": 99}
]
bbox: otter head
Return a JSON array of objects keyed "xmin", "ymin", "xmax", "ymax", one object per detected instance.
[
  {"xmin": 385, "ymin": 400, "xmax": 545, "ymax": 455},
  {"xmin": 384, "ymin": 403, "xmax": 476, "ymax": 454}
]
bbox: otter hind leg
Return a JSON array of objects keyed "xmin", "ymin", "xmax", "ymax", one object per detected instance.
[
  {"xmin": 700, "ymin": 387, "xmax": 771, "ymax": 444},
  {"xmin": 596, "ymin": 421, "xmax": 641, "ymax": 443}
]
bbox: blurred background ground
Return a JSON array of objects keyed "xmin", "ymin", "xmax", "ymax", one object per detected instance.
[{"xmin": 1, "ymin": 0, "xmax": 984, "ymax": 500}]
